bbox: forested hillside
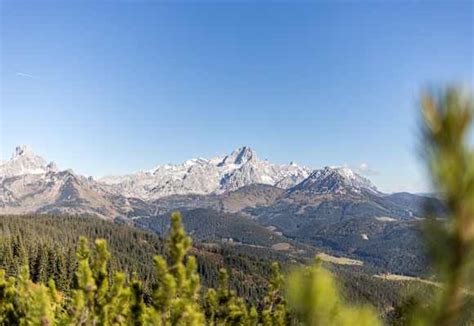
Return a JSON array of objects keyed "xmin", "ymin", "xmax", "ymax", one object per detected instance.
[
  {"xmin": 0, "ymin": 213, "xmax": 451, "ymax": 323},
  {"xmin": 0, "ymin": 214, "xmax": 279, "ymax": 301},
  {"xmin": 1, "ymin": 212, "xmax": 472, "ymax": 325}
]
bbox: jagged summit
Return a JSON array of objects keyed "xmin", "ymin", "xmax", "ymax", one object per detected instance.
[
  {"xmin": 218, "ymin": 146, "xmax": 255, "ymax": 166},
  {"xmin": 12, "ymin": 144, "xmax": 34, "ymax": 159},
  {"xmin": 288, "ymin": 166, "xmax": 378, "ymax": 195},
  {"xmin": 1, "ymin": 145, "xmax": 382, "ymax": 203},
  {"xmin": 0, "ymin": 145, "xmax": 58, "ymax": 178},
  {"xmin": 100, "ymin": 146, "xmax": 311, "ymax": 199},
  {"xmin": 0, "ymin": 144, "xmax": 435, "ymax": 227},
  {"xmin": 0, "ymin": 145, "xmax": 124, "ymax": 219}
]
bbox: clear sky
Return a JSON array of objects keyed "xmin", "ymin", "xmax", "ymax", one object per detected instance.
[{"xmin": 1, "ymin": 1, "xmax": 472, "ymax": 193}]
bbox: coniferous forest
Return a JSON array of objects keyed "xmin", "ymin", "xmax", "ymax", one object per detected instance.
[{"xmin": 0, "ymin": 214, "xmax": 280, "ymax": 303}]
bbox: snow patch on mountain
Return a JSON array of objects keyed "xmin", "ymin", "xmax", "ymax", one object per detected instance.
[
  {"xmin": 100, "ymin": 147, "xmax": 311, "ymax": 200},
  {"xmin": 288, "ymin": 166, "xmax": 378, "ymax": 195},
  {"xmin": 0, "ymin": 145, "xmax": 58, "ymax": 178}
]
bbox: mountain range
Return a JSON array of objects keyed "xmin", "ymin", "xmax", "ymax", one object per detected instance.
[
  {"xmin": 100, "ymin": 146, "xmax": 311, "ymax": 200},
  {"xmin": 0, "ymin": 145, "xmax": 443, "ymax": 275},
  {"xmin": 1, "ymin": 144, "xmax": 376, "ymax": 218}
]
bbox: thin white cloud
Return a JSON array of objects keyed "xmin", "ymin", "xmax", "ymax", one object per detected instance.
[
  {"xmin": 355, "ymin": 162, "xmax": 378, "ymax": 176},
  {"xmin": 16, "ymin": 72, "xmax": 38, "ymax": 79}
]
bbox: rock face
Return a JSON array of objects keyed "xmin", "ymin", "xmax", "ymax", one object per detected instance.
[
  {"xmin": 287, "ymin": 166, "xmax": 379, "ymax": 196},
  {"xmin": 0, "ymin": 145, "xmax": 310, "ymax": 218},
  {"xmin": 0, "ymin": 146, "xmax": 132, "ymax": 219},
  {"xmin": 0, "ymin": 145, "xmax": 442, "ymax": 229},
  {"xmin": 0, "ymin": 145, "xmax": 57, "ymax": 178},
  {"xmin": 100, "ymin": 146, "xmax": 311, "ymax": 200}
]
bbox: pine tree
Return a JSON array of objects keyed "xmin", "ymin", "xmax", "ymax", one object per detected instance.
[
  {"xmin": 34, "ymin": 244, "xmax": 49, "ymax": 284},
  {"xmin": 150, "ymin": 211, "xmax": 205, "ymax": 325},
  {"xmin": 287, "ymin": 259, "xmax": 381, "ymax": 326},
  {"xmin": 408, "ymin": 87, "xmax": 474, "ymax": 325},
  {"xmin": 261, "ymin": 263, "xmax": 286, "ymax": 326}
]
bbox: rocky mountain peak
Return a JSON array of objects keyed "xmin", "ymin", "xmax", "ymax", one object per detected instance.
[
  {"xmin": 12, "ymin": 144, "xmax": 34, "ymax": 159},
  {"xmin": 100, "ymin": 146, "xmax": 310, "ymax": 199},
  {"xmin": 47, "ymin": 162, "xmax": 59, "ymax": 172},
  {"xmin": 1, "ymin": 145, "xmax": 57, "ymax": 178},
  {"xmin": 288, "ymin": 166, "xmax": 378, "ymax": 195},
  {"xmin": 219, "ymin": 146, "xmax": 255, "ymax": 166}
]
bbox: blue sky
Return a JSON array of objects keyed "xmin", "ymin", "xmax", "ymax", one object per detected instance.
[{"xmin": 1, "ymin": 1, "xmax": 472, "ymax": 192}]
